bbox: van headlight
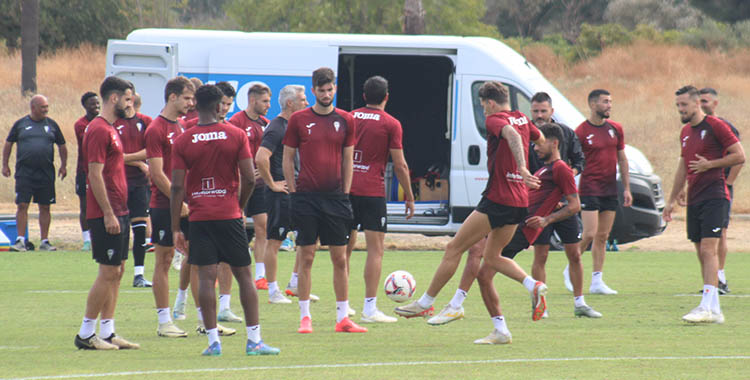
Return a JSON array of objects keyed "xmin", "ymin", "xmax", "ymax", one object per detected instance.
[{"xmin": 624, "ymin": 145, "xmax": 654, "ymax": 176}]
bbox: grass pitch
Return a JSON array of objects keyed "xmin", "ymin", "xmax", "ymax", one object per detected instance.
[{"xmin": 1, "ymin": 248, "xmax": 749, "ymax": 379}]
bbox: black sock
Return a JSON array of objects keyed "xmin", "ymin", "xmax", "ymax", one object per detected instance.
[{"xmin": 132, "ymin": 222, "xmax": 147, "ymax": 268}]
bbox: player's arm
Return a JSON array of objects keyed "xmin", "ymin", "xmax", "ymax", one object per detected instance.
[
  {"xmin": 342, "ymin": 146, "xmax": 353, "ymax": 194},
  {"xmin": 726, "ymin": 162, "xmax": 743, "ymax": 186},
  {"xmin": 569, "ymin": 133, "xmax": 585, "ymax": 176},
  {"xmin": 664, "ymin": 157, "xmax": 688, "ymax": 223},
  {"xmin": 238, "ymin": 157, "xmax": 256, "ymax": 210},
  {"xmin": 689, "ymin": 142, "xmax": 745, "ymax": 173},
  {"xmin": 617, "ymin": 149, "xmax": 632, "ymax": 207},
  {"xmin": 501, "ymin": 125, "xmax": 539, "ymax": 189},
  {"xmin": 2, "ymin": 141, "xmax": 13, "ymax": 177},
  {"xmin": 527, "ymin": 193, "xmax": 581, "ymax": 229},
  {"xmin": 390, "ymin": 148, "xmax": 415, "ymax": 219},
  {"xmin": 256, "ymin": 147, "xmax": 286, "ymax": 193},
  {"xmin": 169, "ymin": 168, "xmax": 188, "ymax": 253},
  {"xmin": 88, "ymin": 162, "xmax": 119, "ymax": 234},
  {"xmin": 57, "ymin": 143, "xmax": 68, "ymax": 180},
  {"xmin": 148, "ymin": 157, "xmax": 171, "ymax": 198},
  {"xmin": 283, "ymin": 145, "xmax": 297, "ymax": 193},
  {"xmin": 124, "ymin": 149, "xmax": 146, "ymax": 163}
]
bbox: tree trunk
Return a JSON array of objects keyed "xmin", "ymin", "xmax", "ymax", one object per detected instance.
[
  {"xmin": 403, "ymin": 0, "xmax": 425, "ymax": 35},
  {"xmin": 21, "ymin": 0, "xmax": 39, "ymax": 95}
]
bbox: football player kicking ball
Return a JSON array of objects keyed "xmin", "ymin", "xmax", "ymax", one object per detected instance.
[
  {"xmin": 395, "ymin": 82, "xmax": 547, "ymax": 345},
  {"xmin": 171, "ymin": 84, "xmax": 279, "ymax": 356},
  {"xmin": 74, "ymin": 76, "xmax": 139, "ymax": 350}
]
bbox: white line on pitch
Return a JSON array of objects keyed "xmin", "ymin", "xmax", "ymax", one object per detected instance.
[
  {"xmin": 673, "ymin": 294, "xmax": 750, "ymax": 297},
  {"xmin": 2, "ymin": 355, "xmax": 749, "ymax": 380}
]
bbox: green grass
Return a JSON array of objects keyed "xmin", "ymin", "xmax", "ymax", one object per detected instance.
[{"xmin": 1, "ymin": 248, "xmax": 749, "ymax": 379}]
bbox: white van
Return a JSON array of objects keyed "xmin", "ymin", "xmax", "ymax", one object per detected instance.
[{"xmin": 107, "ymin": 29, "xmax": 665, "ymax": 243}]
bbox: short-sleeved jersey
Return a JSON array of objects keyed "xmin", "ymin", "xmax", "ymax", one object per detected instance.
[
  {"xmin": 260, "ymin": 116, "xmax": 299, "ymax": 182},
  {"xmin": 145, "ymin": 115, "xmax": 184, "ymax": 208},
  {"xmin": 483, "ymin": 111, "xmax": 541, "ymax": 207},
  {"xmin": 680, "ymin": 116, "xmax": 740, "ymax": 205},
  {"xmin": 283, "ymin": 107, "xmax": 356, "ymax": 193},
  {"xmin": 83, "ymin": 117, "xmax": 129, "ymax": 219},
  {"xmin": 183, "ymin": 117, "xmax": 199, "ymax": 130},
  {"xmin": 172, "ymin": 123, "xmax": 253, "ymax": 222},
  {"xmin": 228, "ymin": 112, "xmax": 269, "ymax": 155},
  {"xmin": 521, "ymin": 160, "xmax": 578, "ymax": 244},
  {"xmin": 74, "ymin": 115, "xmax": 94, "ymax": 174},
  {"xmin": 350, "ymin": 107, "xmax": 403, "ymax": 197},
  {"xmin": 182, "ymin": 110, "xmax": 198, "ymax": 122},
  {"xmin": 115, "ymin": 113, "xmax": 151, "ymax": 187},
  {"xmin": 575, "ymin": 120, "xmax": 625, "ymax": 197},
  {"xmin": 6, "ymin": 115, "xmax": 66, "ymax": 181}
]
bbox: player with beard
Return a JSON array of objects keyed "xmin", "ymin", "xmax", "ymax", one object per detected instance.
[{"xmin": 74, "ymin": 92, "xmax": 100, "ymax": 251}]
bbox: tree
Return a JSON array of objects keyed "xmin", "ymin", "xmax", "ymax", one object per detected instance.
[
  {"xmin": 605, "ymin": 0, "xmax": 702, "ymax": 30},
  {"xmin": 689, "ymin": 0, "xmax": 750, "ymax": 23},
  {"xmin": 485, "ymin": 0, "xmax": 557, "ymax": 39},
  {"xmin": 404, "ymin": 0, "xmax": 425, "ymax": 34},
  {"xmin": 560, "ymin": 0, "xmax": 609, "ymax": 42},
  {"xmin": 21, "ymin": 0, "xmax": 39, "ymax": 95}
]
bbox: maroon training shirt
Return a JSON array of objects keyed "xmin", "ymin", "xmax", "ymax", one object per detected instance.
[
  {"xmin": 74, "ymin": 116, "xmax": 91, "ymax": 174},
  {"xmin": 283, "ymin": 107, "xmax": 356, "ymax": 193},
  {"xmin": 172, "ymin": 122, "xmax": 253, "ymax": 222},
  {"xmin": 575, "ymin": 120, "xmax": 625, "ymax": 197},
  {"xmin": 483, "ymin": 110, "xmax": 541, "ymax": 208},
  {"xmin": 83, "ymin": 117, "xmax": 129, "ymax": 219},
  {"xmin": 228, "ymin": 112, "xmax": 269, "ymax": 155},
  {"xmin": 115, "ymin": 113, "xmax": 152, "ymax": 187},
  {"xmin": 521, "ymin": 160, "xmax": 578, "ymax": 244},
  {"xmin": 350, "ymin": 107, "xmax": 403, "ymax": 197},
  {"xmin": 680, "ymin": 115, "xmax": 740, "ymax": 205},
  {"xmin": 145, "ymin": 115, "xmax": 184, "ymax": 209}
]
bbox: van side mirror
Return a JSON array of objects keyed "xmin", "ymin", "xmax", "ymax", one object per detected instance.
[{"xmin": 468, "ymin": 145, "xmax": 480, "ymax": 165}]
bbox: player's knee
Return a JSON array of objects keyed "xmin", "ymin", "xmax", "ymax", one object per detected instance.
[{"xmin": 594, "ymin": 231, "xmax": 609, "ymax": 242}]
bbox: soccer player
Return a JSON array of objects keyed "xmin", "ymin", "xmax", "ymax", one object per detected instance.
[
  {"xmin": 255, "ymin": 84, "xmax": 320, "ymax": 305},
  {"xmin": 114, "ymin": 97, "xmax": 153, "ymax": 288},
  {"xmin": 74, "ymin": 76, "xmax": 139, "ymax": 350},
  {"xmin": 182, "ymin": 77, "xmax": 202, "ymax": 122},
  {"xmin": 395, "ymin": 82, "xmax": 547, "ymax": 345},
  {"xmin": 664, "ymin": 85, "xmax": 745, "ymax": 324},
  {"xmin": 569, "ymin": 89, "xmax": 632, "ymax": 295},
  {"xmin": 282, "ymin": 67, "xmax": 367, "ymax": 334},
  {"xmin": 74, "ymin": 92, "xmax": 100, "ymax": 251},
  {"xmin": 228, "ymin": 82, "xmax": 272, "ymax": 290},
  {"xmin": 3, "ymin": 95, "xmax": 67, "ymax": 251},
  {"xmin": 171, "ymin": 84, "xmax": 279, "ymax": 356},
  {"xmin": 345, "ymin": 76, "xmax": 415, "ymax": 323}
]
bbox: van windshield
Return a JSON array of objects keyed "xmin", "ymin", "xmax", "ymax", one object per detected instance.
[{"xmin": 471, "ymin": 81, "xmax": 531, "ymax": 139}]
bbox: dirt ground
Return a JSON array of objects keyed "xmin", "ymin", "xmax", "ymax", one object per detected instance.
[{"xmin": 4, "ymin": 209, "xmax": 749, "ymax": 253}]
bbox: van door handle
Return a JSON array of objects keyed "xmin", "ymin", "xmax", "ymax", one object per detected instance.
[{"xmin": 468, "ymin": 145, "xmax": 480, "ymax": 165}]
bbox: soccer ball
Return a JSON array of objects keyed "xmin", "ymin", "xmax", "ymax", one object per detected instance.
[{"xmin": 384, "ymin": 270, "xmax": 416, "ymax": 303}]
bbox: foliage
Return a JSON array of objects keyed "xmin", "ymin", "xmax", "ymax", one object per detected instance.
[
  {"xmin": 605, "ymin": 0, "xmax": 703, "ymax": 30},
  {"xmin": 689, "ymin": 0, "xmax": 750, "ymax": 23}
]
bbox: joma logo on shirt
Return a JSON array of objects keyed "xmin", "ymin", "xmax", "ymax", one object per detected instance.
[
  {"xmin": 353, "ymin": 112, "xmax": 381, "ymax": 121},
  {"xmin": 508, "ymin": 116, "xmax": 528, "ymax": 126},
  {"xmin": 191, "ymin": 131, "xmax": 228, "ymax": 143}
]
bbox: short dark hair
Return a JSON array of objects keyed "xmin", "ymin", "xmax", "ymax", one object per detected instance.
[
  {"xmin": 99, "ymin": 76, "xmax": 134, "ymax": 102},
  {"xmin": 312, "ymin": 67, "xmax": 335, "ymax": 88},
  {"xmin": 477, "ymin": 81, "xmax": 509, "ymax": 105},
  {"xmin": 215, "ymin": 81, "xmax": 236, "ymax": 98},
  {"xmin": 676, "ymin": 85, "xmax": 700, "ymax": 98},
  {"xmin": 531, "ymin": 92, "xmax": 552, "ymax": 105},
  {"xmin": 587, "ymin": 89, "xmax": 610, "ymax": 103},
  {"xmin": 247, "ymin": 82, "xmax": 270, "ymax": 98},
  {"xmin": 81, "ymin": 91, "xmax": 98, "ymax": 106},
  {"xmin": 539, "ymin": 122, "xmax": 563, "ymax": 142},
  {"xmin": 699, "ymin": 87, "xmax": 718, "ymax": 96},
  {"xmin": 164, "ymin": 76, "xmax": 195, "ymax": 103},
  {"xmin": 363, "ymin": 76, "xmax": 388, "ymax": 105},
  {"xmin": 195, "ymin": 85, "xmax": 223, "ymax": 113}
]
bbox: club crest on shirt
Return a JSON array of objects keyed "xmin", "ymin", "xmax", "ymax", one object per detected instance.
[
  {"xmin": 700, "ymin": 130, "xmax": 707, "ymax": 140},
  {"xmin": 44, "ymin": 126, "xmax": 50, "ymax": 133},
  {"xmin": 608, "ymin": 129, "xmax": 615, "ymax": 138},
  {"xmin": 137, "ymin": 122, "xmax": 143, "ymax": 131},
  {"xmin": 333, "ymin": 121, "xmax": 340, "ymax": 132}
]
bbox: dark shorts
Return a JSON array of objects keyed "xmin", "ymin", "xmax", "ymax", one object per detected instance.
[
  {"xmin": 150, "ymin": 207, "xmax": 190, "ymax": 247},
  {"xmin": 266, "ymin": 189, "xmax": 293, "ymax": 241},
  {"xmin": 127, "ymin": 185, "xmax": 149, "ymax": 219},
  {"xmin": 245, "ymin": 185, "xmax": 267, "ymax": 216},
  {"xmin": 726, "ymin": 185, "xmax": 734, "ymax": 228},
  {"xmin": 580, "ymin": 195, "xmax": 618, "ymax": 212},
  {"xmin": 75, "ymin": 171, "xmax": 87, "ymax": 197},
  {"xmin": 687, "ymin": 198, "xmax": 729, "ymax": 243},
  {"xmin": 188, "ymin": 218, "xmax": 251, "ymax": 267},
  {"xmin": 501, "ymin": 228, "xmax": 530, "ymax": 259},
  {"xmin": 89, "ymin": 216, "xmax": 130, "ymax": 266},
  {"xmin": 350, "ymin": 195, "xmax": 387, "ymax": 232},
  {"xmin": 475, "ymin": 197, "xmax": 527, "ymax": 229},
  {"xmin": 292, "ymin": 192, "xmax": 353, "ymax": 246},
  {"xmin": 534, "ymin": 215, "xmax": 582, "ymax": 245},
  {"xmin": 15, "ymin": 176, "xmax": 55, "ymax": 205}
]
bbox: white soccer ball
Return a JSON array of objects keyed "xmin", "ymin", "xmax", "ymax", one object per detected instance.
[{"xmin": 384, "ymin": 270, "xmax": 416, "ymax": 303}]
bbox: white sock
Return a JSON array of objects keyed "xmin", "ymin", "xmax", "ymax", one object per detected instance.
[
  {"xmin": 711, "ymin": 287, "xmax": 721, "ymax": 314},
  {"xmin": 196, "ymin": 307, "xmax": 203, "ymax": 322},
  {"xmin": 417, "ymin": 293, "xmax": 435, "ymax": 309},
  {"xmin": 207, "ymin": 328, "xmax": 220, "ymax": 345},
  {"xmin": 591, "ymin": 271, "xmax": 603, "ymax": 285},
  {"xmin": 82, "ymin": 230, "xmax": 90, "ymax": 242},
  {"xmin": 145, "ymin": 237, "xmax": 151, "ymax": 244},
  {"xmin": 700, "ymin": 285, "xmax": 715, "ymax": 310},
  {"xmin": 134, "ymin": 266, "xmax": 145, "ymax": 276},
  {"xmin": 491, "ymin": 315, "xmax": 510, "ymax": 334},
  {"xmin": 247, "ymin": 325, "xmax": 261, "ymax": 343},
  {"xmin": 78, "ymin": 317, "xmax": 96, "ymax": 338},
  {"xmin": 219, "ymin": 294, "xmax": 230, "ymax": 311},
  {"xmin": 717, "ymin": 269, "xmax": 727, "ymax": 284},
  {"xmin": 574, "ymin": 295, "xmax": 586, "ymax": 308},
  {"xmin": 299, "ymin": 300, "xmax": 311, "ymax": 319},
  {"xmin": 289, "ymin": 273, "xmax": 299, "ymax": 288},
  {"xmin": 449, "ymin": 289, "xmax": 467, "ymax": 309},
  {"xmin": 16, "ymin": 236, "xmax": 24, "ymax": 242},
  {"xmin": 157, "ymin": 308, "xmax": 171, "ymax": 324},
  {"xmin": 175, "ymin": 288, "xmax": 187, "ymax": 304},
  {"xmin": 268, "ymin": 281, "xmax": 279, "ymax": 296},
  {"xmin": 255, "ymin": 263, "xmax": 266, "ymax": 280},
  {"xmin": 363, "ymin": 297, "xmax": 377, "ymax": 316},
  {"xmin": 99, "ymin": 319, "xmax": 114, "ymax": 338},
  {"xmin": 522, "ymin": 276, "xmax": 537, "ymax": 292},
  {"xmin": 336, "ymin": 301, "xmax": 349, "ymax": 322}
]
